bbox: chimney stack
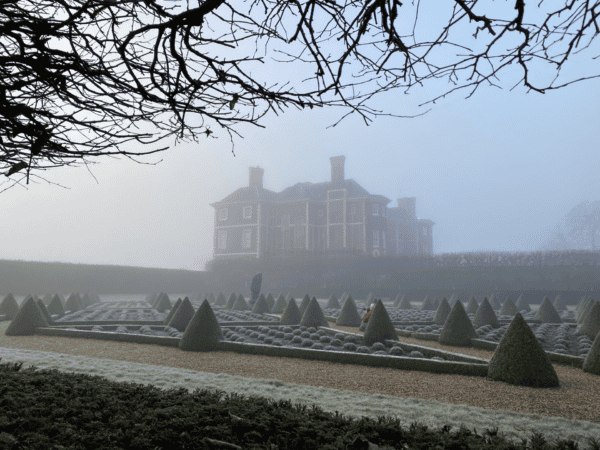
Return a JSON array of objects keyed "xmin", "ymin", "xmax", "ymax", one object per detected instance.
[
  {"xmin": 330, "ymin": 155, "xmax": 346, "ymax": 184},
  {"xmin": 249, "ymin": 166, "xmax": 264, "ymax": 189},
  {"xmin": 397, "ymin": 197, "xmax": 416, "ymax": 218}
]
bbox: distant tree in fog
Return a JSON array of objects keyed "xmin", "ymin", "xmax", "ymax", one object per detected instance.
[
  {"xmin": 541, "ymin": 201, "xmax": 600, "ymax": 252},
  {"xmin": 2, "ymin": 0, "xmax": 599, "ymax": 190}
]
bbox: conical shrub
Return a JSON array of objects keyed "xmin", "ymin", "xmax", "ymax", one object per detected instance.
[
  {"xmin": 431, "ymin": 298, "xmax": 440, "ymax": 310},
  {"xmin": 472, "ymin": 297, "xmax": 501, "ymax": 329},
  {"xmin": 163, "ymin": 298, "xmax": 182, "ymax": 325},
  {"xmin": 226, "ymin": 293, "xmax": 237, "ymax": 309},
  {"xmin": 448, "ymin": 295, "xmax": 459, "ymax": 307},
  {"xmin": 420, "ymin": 295, "xmax": 434, "ymax": 311},
  {"xmin": 553, "ymin": 295, "xmax": 568, "ymax": 311},
  {"xmin": 465, "ymin": 297, "xmax": 479, "ymax": 315},
  {"xmin": 5, "ymin": 296, "xmax": 48, "ymax": 336},
  {"xmin": 208, "ymin": 292, "xmax": 216, "ymax": 304},
  {"xmin": 433, "ymin": 298, "xmax": 452, "ymax": 325},
  {"xmin": 579, "ymin": 301, "xmax": 600, "ymax": 340},
  {"xmin": 340, "ymin": 292, "xmax": 349, "ymax": 303},
  {"xmin": 168, "ymin": 297, "xmax": 195, "ymax": 332},
  {"xmin": 81, "ymin": 293, "xmax": 92, "ymax": 309},
  {"xmin": 365, "ymin": 292, "xmax": 374, "ymax": 305},
  {"xmin": 363, "ymin": 300, "xmax": 398, "ymax": 345},
  {"xmin": 487, "ymin": 313, "xmax": 559, "ymax": 388},
  {"xmin": 299, "ymin": 294, "xmax": 311, "ymax": 317},
  {"xmin": 252, "ymin": 294, "xmax": 271, "ymax": 315},
  {"xmin": 582, "ymin": 326, "xmax": 600, "ymax": 375},
  {"xmin": 515, "ymin": 295, "xmax": 531, "ymax": 313},
  {"xmin": 499, "ymin": 297, "xmax": 520, "ymax": 316},
  {"xmin": 336, "ymin": 295, "xmax": 362, "ymax": 327},
  {"xmin": 155, "ymin": 294, "xmax": 172, "ymax": 313},
  {"xmin": 64, "ymin": 293, "xmax": 81, "ymax": 313},
  {"xmin": 279, "ymin": 298, "xmax": 302, "ymax": 325},
  {"xmin": 397, "ymin": 295, "xmax": 413, "ymax": 310},
  {"xmin": 146, "ymin": 292, "xmax": 157, "ymax": 304},
  {"xmin": 392, "ymin": 293, "xmax": 402, "ymax": 308},
  {"xmin": 285, "ymin": 291, "xmax": 292, "ymax": 303},
  {"xmin": 326, "ymin": 294, "xmax": 341, "ymax": 309},
  {"xmin": 300, "ymin": 297, "xmax": 329, "ymax": 328},
  {"xmin": 179, "ymin": 300, "xmax": 223, "ymax": 351},
  {"xmin": 534, "ymin": 297, "xmax": 563, "ymax": 324},
  {"xmin": 272, "ymin": 294, "xmax": 288, "ymax": 314},
  {"xmin": 266, "ymin": 293, "xmax": 275, "ymax": 311},
  {"xmin": 0, "ymin": 294, "xmax": 19, "ymax": 320},
  {"xmin": 232, "ymin": 294, "xmax": 250, "ymax": 311},
  {"xmin": 488, "ymin": 295, "xmax": 501, "ymax": 310},
  {"xmin": 36, "ymin": 298, "xmax": 53, "ymax": 324},
  {"xmin": 42, "ymin": 292, "xmax": 53, "ymax": 306},
  {"xmin": 578, "ymin": 298, "xmax": 597, "ymax": 324},
  {"xmin": 439, "ymin": 300, "xmax": 478, "ymax": 347},
  {"xmin": 47, "ymin": 295, "xmax": 65, "ymax": 317},
  {"xmin": 215, "ymin": 292, "xmax": 226, "ymax": 306}
]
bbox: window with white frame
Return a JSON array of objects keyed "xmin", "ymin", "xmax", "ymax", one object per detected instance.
[
  {"xmin": 243, "ymin": 206, "xmax": 252, "ymax": 219},
  {"xmin": 218, "ymin": 208, "xmax": 228, "ymax": 221},
  {"xmin": 350, "ymin": 204, "xmax": 357, "ymax": 215},
  {"xmin": 372, "ymin": 203, "xmax": 379, "ymax": 216},
  {"xmin": 373, "ymin": 230, "xmax": 379, "ymax": 247},
  {"xmin": 242, "ymin": 229, "xmax": 252, "ymax": 249},
  {"xmin": 217, "ymin": 230, "xmax": 227, "ymax": 249}
]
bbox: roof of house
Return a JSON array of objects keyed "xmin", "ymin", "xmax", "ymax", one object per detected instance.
[{"xmin": 211, "ymin": 178, "xmax": 390, "ymax": 206}]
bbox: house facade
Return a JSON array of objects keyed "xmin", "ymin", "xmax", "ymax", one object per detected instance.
[{"xmin": 210, "ymin": 156, "xmax": 434, "ymax": 261}]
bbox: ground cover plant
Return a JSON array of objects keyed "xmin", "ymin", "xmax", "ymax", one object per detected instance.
[{"xmin": 1, "ymin": 359, "xmax": 599, "ymax": 450}]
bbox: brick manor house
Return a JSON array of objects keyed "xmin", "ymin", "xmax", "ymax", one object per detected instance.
[{"xmin": 210, "ymin": 156, "xmax": 434, "ymax": 261}]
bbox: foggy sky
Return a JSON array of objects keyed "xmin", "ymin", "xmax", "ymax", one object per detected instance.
[{"xmin": 2, "ymin": 29, "xmax": 599, "ymax": 271}]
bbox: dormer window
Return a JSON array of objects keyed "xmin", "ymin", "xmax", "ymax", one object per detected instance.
[
  {"xmin": 243, "ymin": 206, "xmax": 252, "ymax": 219},
  {"xmin": 372, "ymin": 203, "xmax": 379, "ymax": 216},
  {"xmin": 218, "ymin": 208, "xmax": 228, "ymax": 221}
]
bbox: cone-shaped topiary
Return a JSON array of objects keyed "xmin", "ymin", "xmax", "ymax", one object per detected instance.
[
  {"xmin": 487, "ymin": 313, "xmax": 559, "ymax": 388},
  {"xmin": 285, "ymin": 291, "xmax": 292, "ymax": 302},
  {"xmin": 577, "ymin": 296, "xmax": 591, "ymax": 314},
  {"xmin": 168, "ymin": 297, "xmax": 196, "ymax": 332},
  {"xmin": 300, "ymin": 297, "xmax": 329, "ymax": 328},
  {"xmin": 534, "ymin": 297, "xmax": 563, "ymax": 324},
  {"xmin": 392, "ymin": 293, "xmax": 402, "ymax": 308},
  {"xmin": 42, "ymin": 292, "xmax": 53, "ymax": 306},
  {"xmin": 582, "ymin": 326, "xmax": 600, "ymax": 375},
  {"xmin": 272, "ymin": 294, "xmax": 288, "ymax": 314},
  {"xmin": 36, "ymin": 298, "xmax": 53, "ymax": 324},
  {"xmin": 252, "ymin": 294, "xmax": 271, "ymax": 315},
  {"xmin": 0, "ymin": 294, "xmax": 19, "ymax": 320},
  {"xmin": 499, "ymin": 297, "xmax": 520, "ymax": 316},
  {"xmin": 250, "ymin": 273, "xmax": 262, "ymax": 306},
  {"xmin": 439, "ymin": 300, "xmax": 478, "ymax": 347},
  {"xmin": 64, "ymin": 293, "xmax": 81, "ymax": 313},
  {"xmin": 553, "ymin": 295, "xmax": 568, "ymax": 311},
  {"xmin": 215, "ymin": 292, "xmax": 226, "ymax": 307},
  {"xmin": 179, "ymin": 300, "xmax": 223, "ymax": 351},
  {"xmin": 336, "ymin": 295, "xmax": 362, "ymax": 327},
  {"xmin": 279, "ymin": 298, "xmax": 302, "ymax": 325},
  {"xmin": 580, "ymin": 301, "xmax": 600, "ymax": 340},
  {"xmin": 472, "ymin": 297, "xmax": 501, "ymax": 329},
  {"xmin": 488, "ymin": 295, "xmax": 501, "ymax": 310},
  {"xmin": 515, "ymin": 295, "xmax": 531, "ymax": 313},
  {"xmin": 152, "ymin": 293, "xmax": 166, "ymax": 308},
  {"xmin": 163, "ymin": 298, "xmax": 182, "ymax": 325},
  {"xmin": 225, "ymin": 293, "xmax": 237, "ymax": 309},
  {"xmin": 81, "ymin": 293, "xmax": 92, "ymax": 309},
  {"xmin": 146, "ymin": 292, "xmax": 157, "ymax": 304},
  {"xmin": 207, "ymin": 292, "xmax": 215, "ymax": 304},
  {"xmin": 266, "ymin": 293, "xmax": 275, "ymax": 311},
  {"xmin": 5, "ymin": 296, "xmax": 48, "ymax": 335},
  {"xmin": 420, "ymin": 295, "xmax": 434, "ymax": 311},
  {"xmin": 465, "ymin": 297, "xmax": 479, "ymax": 315},
  {"xmin": 448, "ymin": 294, "xmax": 458, "ymax": 307},
  {"xmin": 397, "ymin": 295, "xmax": 413, "ymax": 310},
  {"xmin": 299, "ymin": 294, "xmax": 311, "ymax": 317},
  {"xmin": 578, "ymin": 298, "xmax": 596, "ymax": 324},
  {"xmin": 326, "ymin": 294, "xmax": 341, "ymax": 309},
  {"xmin": 433, "ymin": 298, "xmax": 452, "ymax": 325},
  {"xmin": 363, "ymin": 300, "xmax": 398, "ymax": 345},
  {"xmin": 365, "ymin": 292, "xmax": 374, "ymax": 305},
  {"xmin": 232, "ymin": 294, "xmax": 250, "ymax": 311},
  {"xmin": 47, "ymin": 294, "xmax": 65, "ymax": 317},
  {"xmin": 340, "ymin": 292, "xmax": 349, "ymax": 303},
  {"xmin": 155, "ymin": 294, "xmax": 172, "ymax": 313},
  {"xmin": 431, "ymin": 298, "xmax": 440, "ymax": 310}
]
